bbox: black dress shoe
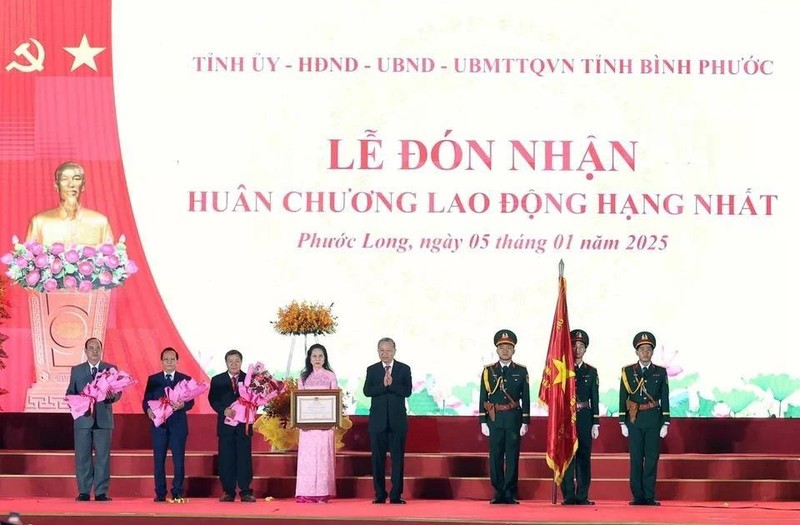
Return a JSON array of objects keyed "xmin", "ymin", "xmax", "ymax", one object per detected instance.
[
  {"xmin": 490, "ymin": 497, "xmax": 505, "ymax": 504},
  {"xmin": 154, "ymin": 495, "xmax": 167, "ymax": 502},
  {"xmin": 629, "ymin": 498, "xmax": 646, "ymax": 505},
  {"xmin": 506, "ymin": 498, "xmax": 520, "ymax": 504},
  {"xmin": 240, "ymin": 494, "xmax": 257, "ymax": 502},
  {"xmin": 561, "ymin": 498, "xmax": 577, "ymax": 505},
  {"xmin": 389, "ymin": 498, "xmax": 406, "ymax": 504},
  {"xmin": 644, "ymin": 499, "xmax": 661, "ymax": 506},
  {"xmin": 76, "ymin": 493, "xmax": 90, "ymax": 501},
  {"xmin": 372, "ymin": 498, "xmax": 386, "ymax": 504},
  {"xmin": 219, "ymin": 494, "xmax": 235, "ymax": 502},
  {"xmin": 577, "ymin": 499, "xmax": 595, "ymax": 505},
  {"xmin": 95, "ymin": 494, "xmax": 112, "ymax": 502}
]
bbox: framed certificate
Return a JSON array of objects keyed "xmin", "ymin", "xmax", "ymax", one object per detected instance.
[{"xmin": 290, "ymin": 389, "xmax": 342, "ymax": 430}]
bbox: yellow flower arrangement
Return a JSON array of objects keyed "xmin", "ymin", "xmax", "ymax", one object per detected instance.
[
  {"xmin": 273, "ymin": 301, "xmax": 337, "ymax": 336},
  {"xmin": 254, "ymin": 377, "xmax": 299, "ymax": 450},
  {"xmin": 253, "ymin": 377, "xmax": 352, "ymax": 451}
]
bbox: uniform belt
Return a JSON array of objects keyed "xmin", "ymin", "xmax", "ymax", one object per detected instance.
[
  {"xmin": 576, "ymin": 400, "xmax": 591, "ymax": 410},
  {"xmin": 494, "ymin": 401, "xmax": 519, "ymax": 411},
  {"xmin": 638, "ymin": 401, "xmax": 660, "ymax": 411}
]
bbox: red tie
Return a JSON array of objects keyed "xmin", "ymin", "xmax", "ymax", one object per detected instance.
[{"xmin": 231, "ymin": 375, "xmax": 237, "ymax": 393}]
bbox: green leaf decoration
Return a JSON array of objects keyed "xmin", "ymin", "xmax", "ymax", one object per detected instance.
[
  {"xmin": 784, "ymin": 404, "xmax": 800, "ymax": 418},
  {"xmin": 669, "ymin": 391, "xmax": 690, "ymax": 417},
  {"xmin": 669, "ymin": 372, "xmax": 699, "ymax": 391},
  {"xmin": 696, "ymin": 396, "xmax": 717, "ymax": 417},
  {"xmin": 749, "ymin": 374, "xmax": 800, "ymax": 402},
  {"xmin": 712, "ymin": 388, "xmax": 758, "ymax": 415},
  {"xmin": 408, "ymin": 389, "xmax": 440, "ymax": 415},
  {"xmin": 599, "ymin": 388, "xmax": 619, "ymax": 416},
  {"xmin": 452, "ymin": 383, "xmax": 478, "ymax": 405}
]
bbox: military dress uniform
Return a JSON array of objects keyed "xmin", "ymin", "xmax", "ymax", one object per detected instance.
[
  {"xmin": 560, "ymin": 329, "xmax": 599, "ymax": 505},
  {"xmin": 619, "ymin": 331, "xmax": 670, "ymax": 506},
  {"xmin": 479, "ymin": 330, "xmax": 531, "ymax": 504}
]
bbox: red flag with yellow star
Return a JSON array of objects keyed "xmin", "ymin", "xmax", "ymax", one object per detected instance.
[{"xmin": 538, "ymin": 268, "xmax": 577, "ymax": 485}]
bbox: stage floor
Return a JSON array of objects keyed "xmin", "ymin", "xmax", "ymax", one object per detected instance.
[{"xmin": 1, "ymin": 497, "xmax": 798, "ymax": 525}]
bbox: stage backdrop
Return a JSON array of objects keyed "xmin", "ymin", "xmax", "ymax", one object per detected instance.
[{"xmin": 1, "ymin": 0, "xmax": 798, "ymax": 417}]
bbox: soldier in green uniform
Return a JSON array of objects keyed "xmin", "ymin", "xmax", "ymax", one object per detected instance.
[
  {"xmin": 479, "ymin": 330, "xmax": 531, "ymax": 504},
  {"xmin": 560, "ymin": 329, "xmax": 600, "ymax": 505},
  {"xmin": 619, "ymin": 331, "xmax": 670, "ymax": 506}
]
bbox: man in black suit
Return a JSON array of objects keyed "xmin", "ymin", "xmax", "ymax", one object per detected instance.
[
  {"xmin": 65, "ymin": 337, "xmax": 122, "ymax": 502},
  {"xmin": 208, "ymin": 349, "xmax": 257, "ymax": 502},
  {"xmin": 363, "ymin": 337, "xmax": 412, "ymax": 504},
  {"xmin": 143, "ymin": 347, "xmax": 195, "ymax": 503}
]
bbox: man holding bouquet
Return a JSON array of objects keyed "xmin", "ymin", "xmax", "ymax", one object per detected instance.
[
  {"xmin": 65, "ymin": 338, "xmax": 121, "ymax": 502},
  {"xmin": 143, "ymin": 347, "xmax": 196, "ymax": 503},
  {"xmin": 208, "ymin": 350, "xmax": 258, "ymax": 502}
]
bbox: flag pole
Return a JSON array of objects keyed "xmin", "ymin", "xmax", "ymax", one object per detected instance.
[{"xmin": 552, "ymin": 259, "xmax": 564, "ymax": 505}]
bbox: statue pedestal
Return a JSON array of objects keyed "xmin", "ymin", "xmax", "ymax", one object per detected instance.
[{"xmin": 25, "ymin": 289, "xmax": 111, "ymax": 411}]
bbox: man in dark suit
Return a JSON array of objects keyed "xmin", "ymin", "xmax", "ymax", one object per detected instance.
[
  {"xmin": 479, "ymin": 330, "xmax": 530, "ymax": 504},
  {"xmin": 143, "ymin": 347, "xmax": 195, "ymax": 503},
  {"xmin": 65, "ymin": 337, "xmax": 122, "ymax": 502},
  {"xmin": 208, "ymin": 349, "xmax": 256, "ymax": 502},
  {"xmin": 561, "ymin": 329, "xmax": 600, "ymax": 505},
  {"xmin": 619, "ymin": 330, "xmax": 671, "ymax": 506},
  {"xmin": 363, "ymin": 337, "xmax": 412, "ymax": 504}
]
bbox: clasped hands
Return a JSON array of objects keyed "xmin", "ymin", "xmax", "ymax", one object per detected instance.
[{"xmin": 383, "ymin": 372, "xmax": 393, "ymax": 387}]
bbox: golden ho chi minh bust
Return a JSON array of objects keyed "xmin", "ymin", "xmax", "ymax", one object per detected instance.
[{"xmin": 25, "ymin": 161, "xmax": 114, "ymax": 246}]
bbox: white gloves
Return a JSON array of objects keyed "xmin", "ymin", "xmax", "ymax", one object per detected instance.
[
  {"xmin": 660, "ymin": 424, "xmax": 668, "ymax": 438},
  {"xmin": 620, "ymin": 424, "xmax": 629, "ymax": 438},
  {"xmin": 481, "ymin": 423, "xmax": 528, "ymax": 436},
  {"xmin": 591, "ymin": 424, "xmax": 599, "ymax": 439}
]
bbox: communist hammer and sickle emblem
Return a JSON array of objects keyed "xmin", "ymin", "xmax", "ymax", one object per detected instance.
[{"xmin": 5, "ymin": 38, "xmax": 46, "ymax": 72}]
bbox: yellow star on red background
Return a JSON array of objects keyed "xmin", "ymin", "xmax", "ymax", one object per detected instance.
[{"xmin": 551, "ymin": 357, "xmax": 575, "ymax": 391}]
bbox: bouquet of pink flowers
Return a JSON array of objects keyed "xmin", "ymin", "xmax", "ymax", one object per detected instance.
[
  {"xmin": 148, "ymin": 378, "xmax": 209, "ymax": 427},
  {"xmin": 225, "ymin": 362, "xmax": 286, "ymax": 432},
  {"xmin": 65, "ymin": 367, "xmax": 138, "ymax": 420}
]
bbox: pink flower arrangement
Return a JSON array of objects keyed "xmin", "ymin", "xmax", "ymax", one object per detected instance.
[
  {"xmin": 2, "ymin": 235, "xmax": 138, "ymax": 292},
  {"xmin": 148, "ymin": 378, "xmax": 209, "ymax": 427},
  {"xmin": 225, "ymin": 362, "xmax": 287, "ymax": 431},
  {"xmin": 64, "ymin": 367, "xmax": 139, "ymax": 419}
]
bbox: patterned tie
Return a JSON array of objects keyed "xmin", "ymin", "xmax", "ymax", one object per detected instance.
[
  {"xmin": 166, "ymin": 373, "xmax": 173, "ymax": 385},
  {"xmin": 91, "ymin": 366, "xmax": 97, "ymax": 379},
  {"xmin": 231, "ymin": 375, "xmax": 238, "ymax": 393},
  {"xmin": 384, "ymin": 365, "xmax": 391, "ymax": 375}
]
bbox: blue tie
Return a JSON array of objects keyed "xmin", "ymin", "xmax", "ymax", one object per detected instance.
[
  {"xmin": 166, "ymin": 374, "xmax": 173, "ymax": 385},
  {"xmin": 91, "ymin": 366, "xmax": 97, "ymax": 379}
]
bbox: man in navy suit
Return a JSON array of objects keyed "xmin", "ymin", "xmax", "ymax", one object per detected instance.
[
  {"xmin": 65, "ymin": 337, "xmax": 122, "ymax": 502},
  {"xmin": 143, "ymin": 347, "xmax": 195, "ymax": 502},
  {"xmin": 208, "ymin": 350, "xmax": 257, "ymax": 502},
  {"xmin": 363, "ymin": 337, "xmax": 413, "ymax": 504}
]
